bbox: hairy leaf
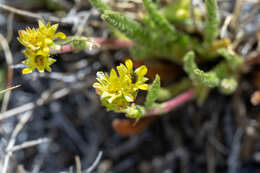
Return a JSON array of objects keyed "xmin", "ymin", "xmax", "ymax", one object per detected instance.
[
  {"xmin": 204, "ymin": 0, "xmax": 220, "ymax": 44},
  {"xmin": 218, "ymin": 48, "xmax": 244, "ymax": 71},
  {"xmin": 101, "ymin": 10, "xmax": 149, "ymax": 45},
  {"xmin": 145, "ymin": 75, "xmax": 161, "ymax": 109},
  {"xmin": 90, "ymin": 0, "xmax": 111, "ymax": 14},
  {"xmin": 143, "ymin": 0, "xmax": 177, "ymax": 41},
  {"xmin": 183, "ymin": 51, "xmax": 220, "ymax": 88}
]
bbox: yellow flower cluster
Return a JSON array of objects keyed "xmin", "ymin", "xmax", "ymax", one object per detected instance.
[
  {"xmin": 18, "ymin": 21, "xmax": 66, "ymax": 74},
  {"xmin": 93, "ymin": 59, "xmax": 149, "ymax": 112}
]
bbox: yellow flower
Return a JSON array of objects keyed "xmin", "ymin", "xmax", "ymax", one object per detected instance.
[
  {"xmin": 22, "ymin": 49, "xmax": 56, "ymax": 74},
  {"xmin": 18, "ymin": 20, "xmax": 66, "ymax": 74},
  {"xmin": 18, "ymin": 27, "xmax": 43, "ymax": 51},
  {"xmin": 18, "ymin": 21, "xmax": 66, "ymax": 50},
  {"xmin": 38, "ymin": 20, "xmax": 66, "ymax": 45},
  {"xmin": 116, "ymin": 59, "xmax": 149, "ymax": 90},
  {"xmin": 93, "ymin": 59, "xmax": 148, "ymax": 112}
]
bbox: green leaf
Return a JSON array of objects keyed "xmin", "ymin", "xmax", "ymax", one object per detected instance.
[
  {"xmin": 143, "ymin": 0, "xmax": 177, "ymax": 41},
  {"xmin": 183, "ymin": 51, "xmax": 220, "ymax": 88},
  {"xmin": 211, "ymin": 61, "xmax": 230, "ymax": 79},
  {"xmin": 90, "ymin": 0, "xmax": 111, "ymax": 14},
  {"xmin": 218, "ymin": 48, "xmax": 244, "ymax": 71},
  {"xmin": 101, "ymin": 10, "xmax": 149, "ymax": 45},
  {"xmin": 71, "ymin": 38, "xmax": 95, "ymax": 51},
  {"xmin": 204, "ymin": 0, "xmax": 220, "ymax": 44},
  {"xmin": 145, "ymin": 75, "xmax": 161, "ymax": 109},
  {"xmin": 193, "ymin": 69, "xmax": 220, "ymax": 87},
  {"xmin": 162, "ymin": 0, "xmax": 191, "ymax": 21}
]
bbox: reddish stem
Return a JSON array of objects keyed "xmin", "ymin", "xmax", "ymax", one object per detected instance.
[
  {"xmin": 50, "ymin": 44, "xmax": 77, "ymax": 54},
  {"xmin": 93, "ymin": 37, "xmax": 133, "ymax": 47},
  {"xmin": 50, "ymin": 38, "xmax": 132, "ymax": 55},
  {"xmin": 246, "ymin": 54, "xmax": 260, "ymax": 65},
  {"xmin": 144, "ymin": 89, "xmax": 195, "ymax": 117}
]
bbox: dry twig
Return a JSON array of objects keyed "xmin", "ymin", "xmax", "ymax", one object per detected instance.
[
  {"xmin": 0, "ymin": 85, "xmax": 21, "ymax": 94},
  {"xmin": 7, "ymin": 138, "xmax": 50, "ymax": 153},
  {"xmin": 0, "ymin": 3, "xmax": 60, "ymax": 23},
  {"xmin": 85, "ymin": 151, "xmax": 103, "ymax": 173},
  {"xmin": 0, "ymin": 34, "xmax": 13, "ymax": 113},
  {"xmin": 0, "ymin": 88, "xmax": 70, "ymax": 121},
  {"xmin": 1, "ymin": 111, "xmax": 32, "ymax": 173}
]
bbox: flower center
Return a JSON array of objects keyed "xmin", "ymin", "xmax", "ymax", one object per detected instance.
[{"xmin": 34, "ymin": 55, "xmax": 45, "ymax": 67}]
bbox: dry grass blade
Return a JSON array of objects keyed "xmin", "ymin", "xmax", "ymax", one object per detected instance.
[
  {"xmin": 0, "ymin": 34, "xmax": 13, "ymax": 113},
  {"xmin": 75, "ymin": 156, "xmax": 82, "ymax": 173},
  {"xmin": 0, "ymin": 3, "xmax": 60, "ymax": 23},
  {"xmin": 1, "ymin": 111, "xmax": 32, "ymax": 173},
  {"xmin": 0, "ymin": 88, "xmax": 70, "ymax": 121},
  {"xmin": 0, "ymin": 85, "xmax": 21, "ymax": 94},
  {"xmin": 85, "ymin": 151, "xmax": 103, "ymax": 173},
  {"xmin": 7, "ymin": 138, "xmax": 50, "ymax": 153},
  {"xmin": 230, "ymin": 0, "xmax": 244, "ymax": 31}
]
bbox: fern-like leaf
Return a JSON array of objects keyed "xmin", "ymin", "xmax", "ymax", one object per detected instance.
[
  {"xmin": 183, "ymin": 51, "xmax": 220, "ymax": 88},
  {"xmin": 101, "ymin": 10, "xmax": 149, "ymax": 46},
  {"xmin": 90, "ymin": 0, "xmax": 111, "ymax": 14},
  {"xmin": 145, "ymin": 75, "xmax": 161, "ymax": 109},
  {"xmin": 143, "ymin": 0, "xmax": 177, "ymax": 41},
  {"xmin": 204, "ymin": 0, "xmax": 220, "ymax": 44},
  {"xmin": 218, "ymin": 48, "xmax": 244, "ymax": 71}
]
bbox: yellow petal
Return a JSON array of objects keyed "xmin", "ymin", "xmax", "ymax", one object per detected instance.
[
  {"xmin": 22, "ymin": 68, "xmax": 33, "ymax": 74},
  {"xmin": 135, "ymin": 65, "xmax": 147, "ymax": 77},
  {"xmin": 56, "ymin": 32, "xmax": 66, "ymax": 39},
  {"xmin": 42, "ymin": 47, "xmax": 50, "ymax": 54},
  {"xmin": 50, "ymin": 24, "xmax": 58, "ymax": 33},
  {"xmin": 96, "ymin": 77, "xmax": 106, "ymax": 85},
  {"xmin": 108, "ymin": 94, "xmax": 119, "ymax": 103},
  {"xmin": 48, "ymin": 58, "xmax": 56, "ymax": 64},
  {"xmin": 38, "ymin": 20, "xmax": 45, "ymax": 28},
  {"xmin": 45, "ymin": 38, "xmax": 53, "ymax": 45},
  {"xmin": 124, "ymin": 93, "xmax": 134, "ymax": 102},
  {"xmin": 101, "ymin": 91, "xmax": 110, "ymax": 99},
  {"xmin": 28, "ymin": 44, "xmax": 37, "ymax": 50},
  {"xmin": 46, "ymin": 22, "xmax": 51, "ymax": 28},
  {"xmin": 116, "ymin": 64, "xmax": 127, "ymax": 77},
  {"xmin": 93, "ymin": 83, "xmax": 102, "ymax": 88},
  {"xmin": 125, "ymin": 59, "xmax": 133, "ymax": 72},
  {"xmin": 38, "ymin": 68, "xmax": 45, "ymax": 73},
  {"xmin": 137, "ymin": 84, "xmax": 148, "ymax": 90},
  {"xmin": 45, "ymin": 66, "xmax": 52, "ymax": 72},
  {"xmin": 110, "ymin": 68, "xmax": 118, "ymax": 81},
  {"xmin": 37, "ymin": 49, "xmax": 49, "ymax": 56}
]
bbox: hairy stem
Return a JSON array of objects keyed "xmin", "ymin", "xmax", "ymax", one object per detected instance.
[
  {"xmin": 50, "ymin": 44, "xmax": 77, "ymax": 54},
  {"xmin": 94, "ymin": 37, "xmax": 133, "ymax": 47},
  {"xmin": 144, "ymin": 89, "xmax": 195, "ymax": 117}
]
